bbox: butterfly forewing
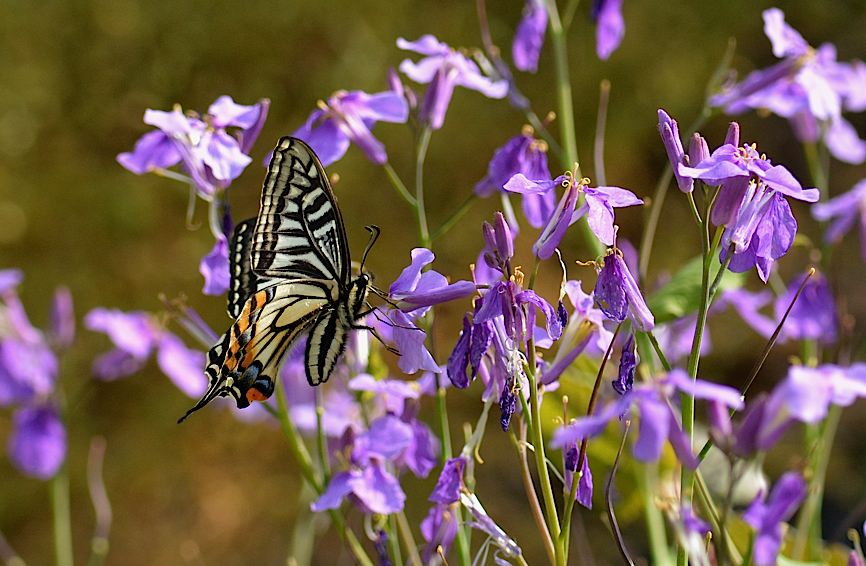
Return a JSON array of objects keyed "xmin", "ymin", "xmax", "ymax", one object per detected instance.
[
  {"xmin": 251, "ymin": 137, "xmax": 350, "ymax": 288},
  {"xmin": 228, "ymin": 218, "xmax": 272, "ymax": 318}
]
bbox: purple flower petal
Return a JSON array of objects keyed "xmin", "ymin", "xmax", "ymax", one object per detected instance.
[
  {"xmin": 512, "ymin": 0, "xmax": 548, "ymax": 72},
  {"xmin": 157, "ymin": 334, "xmax": 207, "ymax": 398},
  {"xmin": 9, "ymin": 405, "xmax": 66, "ymax": 479},
  {"xmin": 594, "ymin": 0, "xmax": 625, "ymax": 61},
  {"xmin": 85, "ymin": 308, "xmax": 156, "ymax": 359},
  {"xmin": 200, "ymin": 236, "xmax": 230, "ymax": 296},
  {"xmin": 429, "ymin": 456, "xmax": 465, "ymax": 504}
]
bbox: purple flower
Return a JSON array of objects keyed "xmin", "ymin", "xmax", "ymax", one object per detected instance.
[
  {"xmin": 348, "ymin": 374, "xmax": 420, "ymax": 415},
  {"xmin": 743, "ymin": 472, "xmax": 807, "ymax": 566},
  {"xmin": 8, "ymin": 405, "xmax": 66, "ymax": 479},
  {"xmin": 710, "ymin": 8, "xmax": 866, "ymax": 164},
  {"xmin": 389, "ymin": 248, "xmax": 476, "ymax": 313},
  {"xmin": 199, "ymin": 235, "xmax": 230, "ymax": 296},
  {"xmin": 398, "ymin": 35, "xmax": 508, "ymax": 129},
  {"xmin": 813, "ymin": 178, "xmax": 866, "ymax": 262},
  {"xmin": 680, "ymin": 141, "xmax": 818, "ymax": 281},
  {"xmin": 653, "ymin": 314, "xmax": 711, "ymax": 364},
  {"xmin": 593, "ymin": 0, "xmax": 625, "ymax": 61},
  {"xmin": 156, "ymin": 333, "xmax": 207, "ymax": 398},
  {"xmin": 481, "ymin": 212, "xmax": 515, "ymax": 274},
  {"xmin": 708, "ymin": 394, "xmax": 791, "ymax": 458},
  {"xmin": 311, "ymin": 460, "xmax": 406, "ymax": 515},
  {"xmin": 504, "ymin": 173, "xmax": 642, "ymax": 246},
  {"xmin": 552, "ymin": 369, "xmax": 743, "ymax": 467},
  {"xmin": 724, "ymin": 272, "xmax": 837, "ymax": 344},
  {"xmin": 767, "ymin": 364, "xmax": 866, "ymax": 425},
  {"xmin": 48, "ymin": 287, "xmax": 75, "ymax": 350},
  {"xmin": 657, "ymin": 109, "xmax": 693, "ymax": 192},
  {"xmin": 118, "ymin": 96, "xmax": 268, "ymax": 196},
  {"xmin": 613, "ymin": 334, "xmax": 636, "ymax": 395},
  {"xmin": 292, "ymin": 89, "xmax": 408, "ymax": 166},
  {"xmin": 421, "ymin": 504, "xmax": 458, "ymax": 562},
  {"xmin": 476, "ymin": 129, "xmax": 553, "ymax": 228},
  {"xmin": 512, "ymin": 0, "xmax": 547, "ymax": 72},
  {"xmin": 85, "ymin": 309, "xmax": 157, "ymax": 380},
  {"xmin": 593, "ymin": 251, "xmax": 654, "ymax": 331},
  {"xmin": 563, "ymin": 445, "xmax": 594, "ymax": 509},
  {"xmin": 429, "ymin": 456, "xmax": 466, "ymax": 504}
]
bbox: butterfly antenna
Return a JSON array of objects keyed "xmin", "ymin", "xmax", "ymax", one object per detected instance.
[
  {"xmin": 370, "ymin": 285, "xmax": 402, "ymax": 310},
  {"xmin": 360, "ymin": 225, "xmax": 381, "ymax": 273},
  {"xmin": 371, "ymin": 307, "xmax": 425, "ymax": 332}
]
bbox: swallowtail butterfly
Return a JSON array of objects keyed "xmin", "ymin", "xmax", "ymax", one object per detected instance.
[{"xmin": 179, "ymin": 137, "xmax": 373, "ymax": 422}]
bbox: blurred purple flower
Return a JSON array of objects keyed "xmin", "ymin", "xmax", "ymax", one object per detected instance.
[
  {"xmin": 767, "ymin": 363, "xmax": 866, "ymax": 425},
  {"xmin": 512, "ymin": 0, "xmax": 547, "ymax": 72},
  {"xmin": 398, "ymin": 35, "xmax": 508, "ymax": 129},
  {"xmin": 311, "ymin": 460, "xmax": 406, "ymax": 515},
  {"xmin": 653, "ymin": 314, "xmax": 711, "ymax": 364},
  {"xmin": 711, "ymin": 8, "xmax": 866, "ymax": 164},
  {"xmin": 813, "ymin": 178, "xmax": 866, "ymax": 262},
  {"xmin": 292, "ymin": 89, "xmax": 408, "ymax": 166},
  {"xmin": 85, "ymin": 309, "xmax": 157, "ymax": 380},
  {"xmin": 724, "ymin": 272, "xmax": 837, "ymax": 344},
  {"xmin": 708, "ymin": 394, "xmax": 791, "ymax": 458},
  {"xmin": 156, "ymin": 334, "xmax": 207, "ymax": 398},
  {"xmin": 48, "ymin": 287, "xmax": 75, "ymax": 350},
  {"xmin": 553, "ymin": 369, "xmax": 743, "ymax": 467},
  {"xmin": 593, "ymin": 0, "xmax": 625, "ymax": 60},
  {"xmin": 118, "ymin": 96, "xmax": 268, "ymax": 196},
  {"xmin": 348, "ymin": 374, "xmax": 420, "ymax": 415},
  {"xmin": 743, "ymin": 472, "xmax": 807, "ymax": 566},
  {"xmin": 8, "ymin": 405, "xmax": 66, "ymax": 479},
  {"xmin": 476, "ymin": 129, "xmax": 553, "ymax": 228},
  {"xmin": 594, "ymin": 251, "xmax": 654, "ymax": 331},
  {"xmin": 0, "ymin": 269, "xmax": 23, "ymax": 294},
  {"xmin": 421, "ymin": 504, "xmax": 458, "ymax": 562}
]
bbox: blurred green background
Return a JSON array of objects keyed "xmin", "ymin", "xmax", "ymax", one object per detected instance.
[{"xmin": 2, "ymin": 1, "xmax": 866, "ymax": 564}]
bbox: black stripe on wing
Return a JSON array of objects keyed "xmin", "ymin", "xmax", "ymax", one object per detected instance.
[
  {"xmin": 251, "ymin": 137, "xmax": 351, "ymax": 286},
  {"xmin": 304, "ymin": 305, "xmax": 348, "ymax": 386},
  {"xmin": 228, "ymin": 218, "xmax": 272, "ymax": 319}
]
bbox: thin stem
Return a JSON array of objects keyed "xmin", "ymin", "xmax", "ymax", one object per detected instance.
[
  {"xmin": 646, "ymin": 331, "xmax": 672, "ymax": 372},
  {"xmin": 803, "ymin": 141, "xmax": 828, "ymax": 199},
  {"xmin": 86, "ymin": 437, "xmax": 112, "ymax": 566},
  {"xmin": 512, "ymin": 426, "xmax": 557, "ymax": 566},
  {"xmin": 51, "ymin": 467, "xmax": 74, "ymax": 566},
  {"xmin": 693, "ymin": 471, "xmax": 742, "ymax": 563},
  {"xmin": 274, "ymin": 386, "xmax": 374, "ymax": 566},
  {"xmin": 387, "ymin": 515, "xmax": 403, "ymax": 566},
  {"xmin": 430, "ymin": 193, "xmax": 477, "ymax": 242},
  {"xmin": 382, "ymin": 163, "xmax": 418, "ymax": 208},
  {"xmin": 415, "ymin": 127, "xmax": 433, "ymax": 249},
  {"xmin": 562, "ymin": 0, "xmax": 581, "ymax": 30},
  {"xmin": 794, "ymin": 404, "xmax": 842, "ymax": 560},
  {"xmin": 606, "ymin": 421, "xmax": 635, "ymax": 566},
  {"xmin": 396, "ymin": 512, "xmax": 423, "ymax": 566},
  {"xmin": 594, "ymin": 80, "xmax": 611, "ymax": 187},
  {"xmin": 315, "ymin": 388, "xmax": 331, "ymax": 483},
  {"xmin": 637, "ymin": 463, "xmax": 671, "ymax": 565}
]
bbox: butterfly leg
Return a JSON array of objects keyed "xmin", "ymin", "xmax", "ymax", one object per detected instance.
[{"xmin": 352, "ymin": 324, "xmax": 400, "ymax": 356}]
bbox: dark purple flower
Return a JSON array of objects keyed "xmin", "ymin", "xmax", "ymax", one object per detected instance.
[
  {"xmin": 311, "ymin": 460, "xmax": 406, "ymax": 515},
  {"xmin": 512, "ymin": 0, "xmax": 547, "ymax": 73},
  {"xmin": 117, "ymin": 97, "xmax": 268, "ymax": 196},
  {"xmin": 199, "ymin": 235, "xmax": 230, "ymax": 296},
  {"xmin": 8, "ymin": 405, "xmax": 66, "ymax": 479},
  {"xmin": 593, "ymin": 251, "xmax": 654, "ymax": 331},
  {"xmin": 499, "ymin": 375, "xmax": 517, "ymax": 432},
  {"xmin": 476, "ymin": 129, "xmax": 553, "ymax": 228},
  {"xmin": 374, "ymin": 530, "xmax": 392, "ymax": 566},
  {"xmin": 710, "ymin": 8, "xmax": 866, "ymax": 164},
  {"xmin": 813, "ymin": 178, "xmax": 866, "ymax": 262},
  {"xmin": 398, "ymin": 35, "xmax": 508, "ymax": 129},
  {"xmin": 613, "ymin": 333, "xmax": 636, "ymax": 395},
  {"xmin": 563, "ymin": 445, "xmax": 594, "ymax": 509},
  {"xmin": 593, "ymin": 0, "xmax": 625, "ymax": 61},
  {"xmin": 292, "ymin": 89, "xmax": 408, "ymax": 166},
  {"xmin": 429, "ymin": 456, "xmax": 466, "ymax": 504},
  {"xmin": 743, "ymin": 472, "xmax": 807, "ymax": 566}
]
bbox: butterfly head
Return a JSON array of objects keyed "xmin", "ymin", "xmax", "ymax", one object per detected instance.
[{"xmin": 349, "ymin": 273, "xmax": 371, "ymax": 319}]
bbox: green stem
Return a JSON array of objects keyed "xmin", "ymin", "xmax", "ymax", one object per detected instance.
[
  {"xmin": 794, "ymin": 404, "xmax": 842, "ymax": 560},
  {"xmin": 803, "ymin": 141, "xmax": 828, "ymax": 199},
  {"xmin": 638, "ymin": 463, "xmax": 671, "ymax": 565},
  {"xmin": 545, "ymin": 0, "xmax": 603, "ymax": 258},
  {"xmin": 430, "ymin": 193, "xmax": 477, "ymax": 242},
  {"xmin": 274, "ymin": 388, "xmax": 374, "ymax": 566},
  {"xmin": 512, "ymin": 426, "xmax": 557, "ymax": 566},
  {"xmin": 415, "ymin": 127, "xmax": 433, "ymax": 249},
  {"xmin": 52, "ymin": 467, "xmax": 74, "ymax": 566},
  {"xmin": 395, "ymin": 512, "xmax": 422, "ymax": 566},
  {"xmin": 387, "ymin": 515, "xmax": 403, "ymax": 566},
  {"xmin": 315, "ymin": 388, "xmax": 331, "ymax": 483},
  {"xmin": 526, "ymin": 342, "xmax": 564, "ymax": 564},
  {"xmin": 382, "ymin": 163, "xmax": 418, "ymax": 208}
]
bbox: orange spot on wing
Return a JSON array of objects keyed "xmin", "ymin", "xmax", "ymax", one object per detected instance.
[{"xmin": 246, "ymin": 388, "xmax": 268, "ymax": 403}]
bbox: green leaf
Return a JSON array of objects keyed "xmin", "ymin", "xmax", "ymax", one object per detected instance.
[{"xmin": 647, "ymin": 254, "xmax": 746, "ymax": 325}]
